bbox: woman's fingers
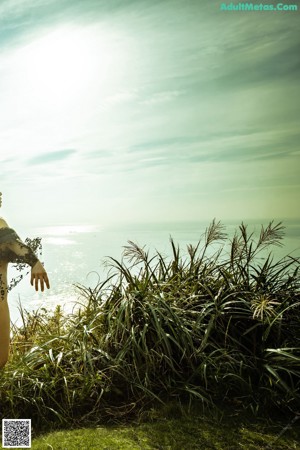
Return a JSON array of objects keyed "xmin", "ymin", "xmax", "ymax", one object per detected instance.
[
  {"xmin": 44, "ymin": 274, "xmax": 50, "ymax": 289},
  {"xmin": 31, "ymin": 272, "xmax": 50, "ymax": 291},
  {"xmin": 35, "ymin": 275, "xmax": 39, "ymax": 291},
  {"xmin": 31, "ymin": 261, "xmax": 50, "ymax": 292}
]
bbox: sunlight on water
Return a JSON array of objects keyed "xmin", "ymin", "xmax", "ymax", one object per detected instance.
[
  {"xmin": 35, "ymin": 224, "xmax": 101, "ymax": 236},
  {"xmin": 44, "ymin": 237, "xmax": 77, "ymax": 246}
]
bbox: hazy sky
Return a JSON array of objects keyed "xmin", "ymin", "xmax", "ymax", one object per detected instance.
[{"xmin": 0, "ymin": 0, "xmax": 299, "ymax": 229}]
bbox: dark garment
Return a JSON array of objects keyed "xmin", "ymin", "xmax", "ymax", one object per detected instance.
[{"xmin": 0, "ymin": 227, "xmax": 38, "ymax": 267}]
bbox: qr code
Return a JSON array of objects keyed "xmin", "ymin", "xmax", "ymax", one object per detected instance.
[{"xmin": 2, "ymin": 419, "xmax": 31, "ymax": 448}]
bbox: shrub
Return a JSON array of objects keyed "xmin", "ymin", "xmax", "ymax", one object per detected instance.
[{"xmin": 1, "ymin": 220, "xmax": 299, "ymax": 430}]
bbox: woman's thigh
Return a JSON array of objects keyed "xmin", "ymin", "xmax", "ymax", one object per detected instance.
[
  {"xmin": 0, "ymin": 263, "xmax": 9, "ymax": 368},
  {"xmin": 0, "ymin": 298, "xmax": 10, "ymax": 367}
]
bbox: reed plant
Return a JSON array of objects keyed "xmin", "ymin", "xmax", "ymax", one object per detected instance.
[{"xmin": 0, "ymin": 220, "xmax": 299, "ymax": 431}]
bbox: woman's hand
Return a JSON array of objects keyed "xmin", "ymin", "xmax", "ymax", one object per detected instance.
[{"xmin": 31, "ymin": 261, "xmax": 50, "ymax": 292}]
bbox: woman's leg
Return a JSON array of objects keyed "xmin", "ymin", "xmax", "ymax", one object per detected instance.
[{"xmin": 0, "ymin": 263, "xmax": 9, "ymax": 368}]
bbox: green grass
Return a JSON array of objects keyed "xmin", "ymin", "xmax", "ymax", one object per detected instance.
[{"xmin": 31, "ymin": 409, "xmax": 300, "ymax": 450}]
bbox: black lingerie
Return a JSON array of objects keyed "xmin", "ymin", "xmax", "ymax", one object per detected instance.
[{"xmin": 0, "ymin": 227, "xmax": 39, "ymax": 267}]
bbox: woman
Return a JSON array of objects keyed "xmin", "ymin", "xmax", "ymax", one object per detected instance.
[{"xmin": 0, "ymin": 193, "xmax": 50, "ymax": 368}]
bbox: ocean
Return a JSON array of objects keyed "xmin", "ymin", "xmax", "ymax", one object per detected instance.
[{"xmin": 8, "ymin": 219, "xmax": 300, "ymax": 325}]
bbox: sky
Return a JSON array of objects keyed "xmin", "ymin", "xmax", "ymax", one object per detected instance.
[{"xmin": 0, "ymin": 0, "xmax": 299, "ymax": 230}]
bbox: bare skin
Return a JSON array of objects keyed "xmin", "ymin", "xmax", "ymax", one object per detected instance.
[
  {"xmin": 0, "ymin": 261, "xmax": 10, "ymax": 368},
  {"xmin": 0, "ymin": 218, "xmax": 50, "ymax": 368}
]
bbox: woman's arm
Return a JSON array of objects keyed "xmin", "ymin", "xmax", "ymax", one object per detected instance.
[{"xmin": 0, "ymin": 218, "xmax": 50, "ymax": 291}]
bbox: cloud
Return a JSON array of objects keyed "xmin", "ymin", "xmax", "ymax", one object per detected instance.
[
  {"xmin": 140, "ymin": 90, "xmax": 183, "ymax": 105},
  {"xmin": 27, "ymin": 149, "xmax": 76, "ymax": 165},
  {"xmin": 84, "ymin": 149, "xmax": 113, "ymax": 159},
  {"xmin": 105, "ymin": 90, "xmax": 138, "ymax": 105},
  {"xmin": 122, "ymin": 128, "xmax": 300, "ymax": 170},
  {"xmin": 129, "ymin": 136, "xmax": 200, "ymax": 153},
  {"xmin": 212, "ymin": 23, "xmax": 300, "ymax": 89}
]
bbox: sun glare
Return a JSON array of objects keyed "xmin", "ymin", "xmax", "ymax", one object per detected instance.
[{"xmin": 17, "ymin": 25, "xmax": 122, "ymax": 106}]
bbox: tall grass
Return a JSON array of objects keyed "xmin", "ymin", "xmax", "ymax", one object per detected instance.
[{"xmin": 1, "ymin": 220, "xmax": 299, "ymax": 431}]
